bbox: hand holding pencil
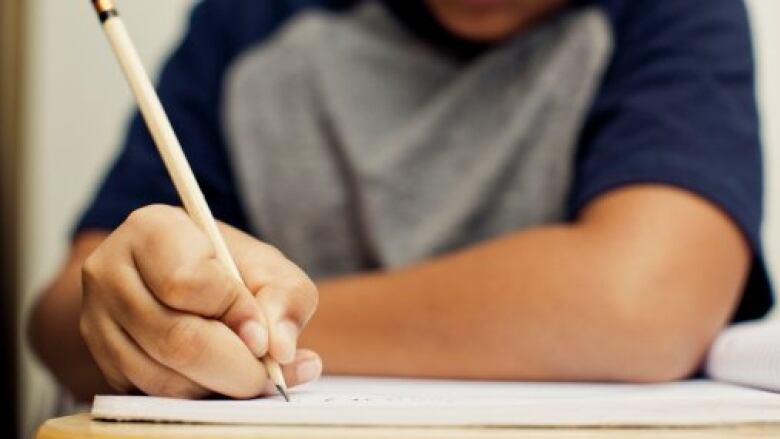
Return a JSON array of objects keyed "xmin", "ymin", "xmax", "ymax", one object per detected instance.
[{"xmin": 79, "ymin": 0, "xmax": 322, "ymax": 399}]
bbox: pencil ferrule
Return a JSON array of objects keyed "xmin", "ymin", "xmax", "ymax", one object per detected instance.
[
  {"xmin": 92, "ymin": 0, "xmax": 119, "ymax": 22},
  {"xmin": 98, "ymin": 9, "xmax": 119, "ymax": 23}
]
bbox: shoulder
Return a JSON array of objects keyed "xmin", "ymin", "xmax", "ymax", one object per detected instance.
[
  {"xmin": 585, "ymin": 0, "xmax": 756, "ymax": 112},
  {"xmin": 592, "ymin": 0, "xmax": 751, "ymax": 25},
  {"xmin": 591, "ymin": 0, "xmax": 753, "ymax": 52}
]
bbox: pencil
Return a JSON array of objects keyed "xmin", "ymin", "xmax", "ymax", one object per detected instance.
[{"xmin": 89, "ymin": 0, "xmax": 290, "ymax": 402}]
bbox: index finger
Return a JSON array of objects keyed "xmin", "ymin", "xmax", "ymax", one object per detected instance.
[
  {"xmin": 107, "ymin": 262, "xmax": 270, "ymax": 398},
  {"xmin": 125, "ymin": 205, "xmax": 268, "ymax": 356}
]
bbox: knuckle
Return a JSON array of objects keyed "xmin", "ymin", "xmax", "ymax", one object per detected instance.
[
  {"xmin": 160, "ymin": 264, "xmax": 200, "ymax": 307},
  {"xmin": 127, "ymin": 204, "xmax": 176, "ymax": 226},
  {"xmin": 126, "ymin": 205, "xmax": 157, "ymax": 229},
  {"xmin": 290, "ymin": 275, "xmax": 319, "ymax": 314},
  {"xmin": 258, "ymin": 242, "xmax": 285, "ymax": 259},
  {"xmin": 82, "ymin": 258, "xmax": 144, "ymax": 324},
  {"xmin": 81, "ymin": 248, "xmax": 133, "ymax": 316},
  {"xmin": 81, "ymin": 253, "xmax": 103, "ymax": 291},
  {"xmin": 126, "ymin": 205, "xmax": 187, "ymax": 239},
  {"xmin": 159, "ymin": 318, "xmax": 208, "ymax": 370},
  {"xmin": 215, "ymin": 279, "xmax": 243, "ymax": 318},
  {"xmin": 126, "ymin": 205, "xmax": 213, "ymax": 259}
]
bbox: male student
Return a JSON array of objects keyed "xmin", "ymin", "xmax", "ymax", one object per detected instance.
[{"xmin": 30, "ymin": 0, "xmax": 773, "ymax": 400}]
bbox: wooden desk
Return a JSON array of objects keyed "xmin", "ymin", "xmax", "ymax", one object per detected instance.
[{"xmin": 36, "ymin": 415, "xmax": 780, "ymax": 439}]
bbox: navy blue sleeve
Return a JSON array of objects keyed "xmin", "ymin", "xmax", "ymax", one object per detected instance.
[
  {"xmin": 75, "ymin": 0, "xmax": 292, "ymax": 235},
  {"xmin": 571, "ymin": 0, "xmax": 773, "ymax": 321}
]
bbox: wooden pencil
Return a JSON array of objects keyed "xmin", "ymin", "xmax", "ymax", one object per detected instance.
[{"xmin": 89, "ymin": 0, "xmax": 290, "ymax": 402}]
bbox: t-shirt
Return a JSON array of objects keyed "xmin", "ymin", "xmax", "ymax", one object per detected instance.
[{"xmin": 76, "ymin": 0, "xmax": 774, "ymax": 322}]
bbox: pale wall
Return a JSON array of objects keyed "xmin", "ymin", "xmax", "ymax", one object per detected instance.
[
  {"xmin": 746, "ymin": 0, "xmax": 780, "ymax": 301},
  {"xmin": 19, "ymin": 1, "xmax": 780, "ymax": 437}
]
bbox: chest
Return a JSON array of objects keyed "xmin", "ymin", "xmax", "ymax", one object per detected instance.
[{"xmin": 224, "ymin": 2, "xmax": 613, "ymax": 277}]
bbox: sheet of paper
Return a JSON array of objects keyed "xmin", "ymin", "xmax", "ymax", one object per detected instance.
[
  {"xmin": 92, "ymin": 377, "xmax": 780, "ymax": 427},
  {"xmin": 707, "ymin": 319, "xmax": 780, "ymax": 392}
]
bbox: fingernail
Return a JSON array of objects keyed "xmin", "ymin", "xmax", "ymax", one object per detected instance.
[
  {"xmin": 274, "ymin": 320, "xmax": 298, "ymax": 364},
  {"xmin": 239, "ymin": 320, "xmax": 268, "ymax": 357},
  {"xmin": 296, "ymin": 358, "xmax": 322, "ymax": 384}
]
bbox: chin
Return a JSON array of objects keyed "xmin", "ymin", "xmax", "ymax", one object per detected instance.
[
  {"xmin": 425, "ymin": 0, "xmax": 563, "ymax": 42},
  {"xmin": 438, "ymin": 18, "xmax": 523, "ymax": 42}
]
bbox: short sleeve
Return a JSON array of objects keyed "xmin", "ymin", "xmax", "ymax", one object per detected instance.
[
  {"xmin": 570, "ymin": 0, "xmax": 773, "ymax": 321},
  {"xmin": 75, "ymin": 0, "xmax": 284, "ymax": 235}
]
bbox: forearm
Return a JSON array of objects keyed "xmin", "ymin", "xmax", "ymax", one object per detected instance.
[
  {"xmin": 301, "ymin": 188, "xmax": 747, "ymax": 382},
  {"xmin": 29, "ymin": 233, "xmax": 112, "ymax": 400},
  {"xmin": 304, "ymin": 227, "xmax": 645, "ymax": 381}
]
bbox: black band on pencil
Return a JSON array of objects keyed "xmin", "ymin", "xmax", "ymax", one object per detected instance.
[{"xmin": 98, "ymin": 9, "xmax": 119, "ymax": 23}]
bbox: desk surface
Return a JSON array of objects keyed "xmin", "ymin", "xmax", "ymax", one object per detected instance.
[{"xmin": 36, "ymin": 415, "xmax": 780, "ymax": 439}]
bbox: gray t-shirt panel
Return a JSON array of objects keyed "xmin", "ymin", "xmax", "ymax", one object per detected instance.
[{"xmin": 225, "ymin": 2, "xmax": 613, "ymax": 279}]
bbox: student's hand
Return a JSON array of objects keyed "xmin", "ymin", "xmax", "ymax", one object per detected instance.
[{"xmin": 79, "ymin": 204, "xmax": 321, "ymax": 399}]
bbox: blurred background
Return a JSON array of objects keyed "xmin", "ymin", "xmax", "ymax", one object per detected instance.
[{"xmin": 0, "ymin": 0, "xmax": 778, "ymax": 438}]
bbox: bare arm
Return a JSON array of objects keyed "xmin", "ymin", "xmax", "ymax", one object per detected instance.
[
  {"xmin": 30, "ymin": 185, "xmax": 749, "ymax": 400},
  {"xmin": 301, "ymin": 185, "xmax": 749, "ymax": 382},
  {"xmin": 29, "ymin": 233, "xmax": 111, "ymax": 400}
]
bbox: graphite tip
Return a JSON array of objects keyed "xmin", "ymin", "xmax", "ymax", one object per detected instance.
[{"xmin": 276, "ymin": 385, "xmax": 290, "ymax": 402}]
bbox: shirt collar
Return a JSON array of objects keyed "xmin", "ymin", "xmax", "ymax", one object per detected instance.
[{"xmin": 377, "ymin": 0, "xmax": 491, "ymax": 61}]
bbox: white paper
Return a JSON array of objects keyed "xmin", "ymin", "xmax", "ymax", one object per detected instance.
[
  {"xmin": 707, "ymin": 319, "xmax": 780, "ymax": 392},
  {"xmin": 92, "ymin": 377, "xmax": 780, "ymax": 427}
]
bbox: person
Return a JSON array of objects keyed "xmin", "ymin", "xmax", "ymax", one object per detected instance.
[{"xmin": 30, "ymin": 0, "xmax": 773, "ymax": 401}]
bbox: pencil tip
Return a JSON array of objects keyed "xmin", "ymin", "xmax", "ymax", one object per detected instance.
[{"xmin": 277, "ymin": 385, "xmax": 290, "ymax": 402}]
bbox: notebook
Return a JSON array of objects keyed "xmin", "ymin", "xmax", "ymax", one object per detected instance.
[{"xmin": 92, "ymin": 376, "xmax": 780, "ymax": 426}]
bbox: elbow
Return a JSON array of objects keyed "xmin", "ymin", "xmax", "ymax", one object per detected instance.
[
  {"xmin": 587, "ymin": 256, "xmax": 740, "ymax": 383},
  {"xmin": 594, "ymin": 288, "xmax": 725, "ymax": 384},
  {"xmin": 612, "ymin": 329, "xmax": 720, "ymax": 385},
  {"xmin": 594, "ymin": 316, "xmax": 711, "ymax": 384},
  {"xmin": 608, "ymin": 344, "xmax": 704, "ymax": 384}
]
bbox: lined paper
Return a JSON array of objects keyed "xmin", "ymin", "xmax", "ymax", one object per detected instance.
[{"xmin": 92, "ymin": 377, "xmax": 780, "ymax": 427}]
